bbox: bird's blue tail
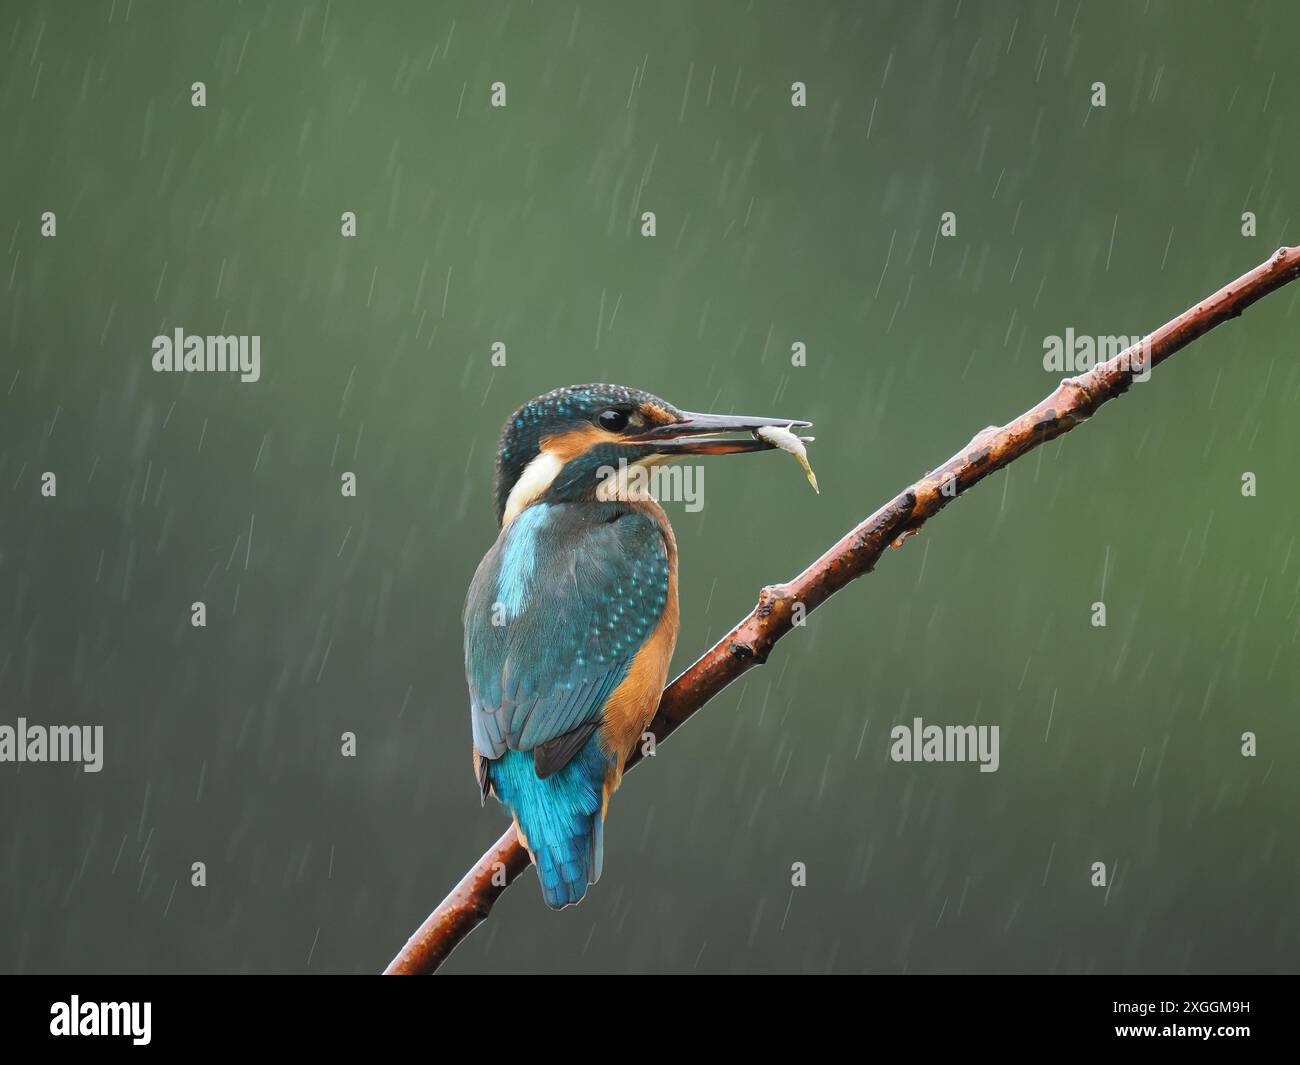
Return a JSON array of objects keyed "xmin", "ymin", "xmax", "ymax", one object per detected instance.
[{"xmin": 489, "ymin": 736, "xmax": 613, "ymax": 909}]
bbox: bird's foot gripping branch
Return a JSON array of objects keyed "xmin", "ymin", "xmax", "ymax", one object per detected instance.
[{"xmin": 385, "ymin": 246, "xmax": 1300, "ymax": 975}]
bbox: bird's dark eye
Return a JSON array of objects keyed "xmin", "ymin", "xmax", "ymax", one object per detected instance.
[{"xmin": 596, "ymin": 408, "xmax": 630, "ymax": 432}]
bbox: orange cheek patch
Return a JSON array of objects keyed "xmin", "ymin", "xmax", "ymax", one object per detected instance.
[{"xmin": 539, "ymin": 424, "xmax": 609, "ymax": 462}]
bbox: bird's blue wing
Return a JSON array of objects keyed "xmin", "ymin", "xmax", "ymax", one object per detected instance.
[{"xmin": 464, "ymin": 502, "xmax": 670, "ymax": 777}]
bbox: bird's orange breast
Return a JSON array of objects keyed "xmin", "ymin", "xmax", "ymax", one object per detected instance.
[{"xmin": 598, "ymin": 499, "xmax": 679, "ymax": 805}]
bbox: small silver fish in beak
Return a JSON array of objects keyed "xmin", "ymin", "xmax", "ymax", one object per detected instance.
[{"xmin": 754, "ymin": 424, "xmax": 819, "ymax": 494}]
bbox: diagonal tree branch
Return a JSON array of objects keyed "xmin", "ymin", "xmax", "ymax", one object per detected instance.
[{"xmin": 384, "ymin": 245, "xmax": 1300, "ymax": 975}]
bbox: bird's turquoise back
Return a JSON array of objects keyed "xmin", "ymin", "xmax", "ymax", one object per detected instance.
[{"xmin": 464, "ymin": 500, "xmax": 672, "ymax": 908}]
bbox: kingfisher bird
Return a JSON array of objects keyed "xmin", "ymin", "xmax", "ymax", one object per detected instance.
[{"xmin": 464, "ymin": 383, "xmax": 811, "ymax": 908}]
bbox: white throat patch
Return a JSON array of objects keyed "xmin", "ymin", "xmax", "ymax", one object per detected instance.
[
  {"xmin": 501, "ymin": 450, "xmax": 564, "ymax": 527},
  {"xmin": 594, "ymin": 455, "xmax": 666, "ymax": 504}
]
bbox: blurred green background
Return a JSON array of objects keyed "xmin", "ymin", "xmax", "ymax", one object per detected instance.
[{"xmin": 1, "ymin": 0, "xmax": 1297, "ymax": 974}]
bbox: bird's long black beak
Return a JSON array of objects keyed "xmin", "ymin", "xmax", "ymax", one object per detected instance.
[{"xmin": 632, "ymin": 411, "xmax": 813, "ymax": 456}]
